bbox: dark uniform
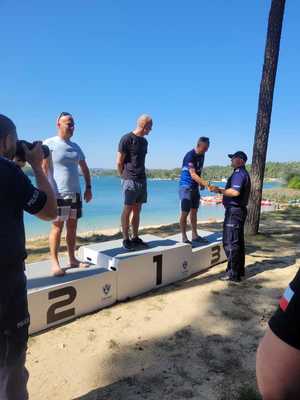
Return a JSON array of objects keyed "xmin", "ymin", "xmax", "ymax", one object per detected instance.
[
  {"xmin": 269, "ymin": 269, "xmax": 300, "ymax": 350},
  {"xmin": 222, "ymin": 165, "xmax": 251, "ymax": 280},
  {"xmin": 0, "ymin": 156, "xmax": 46, "ymax": 400}
]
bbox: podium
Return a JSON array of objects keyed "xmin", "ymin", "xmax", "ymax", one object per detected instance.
[
  {"xmin": 166, "ymin": 230, "xmax": 227, "ymax": 274},
  {"xmin": 26, "ymin": 231, "xmax": 226, "ymax": 334},
  {"xmin": 26, "ymin": 259, "xmax": 116, "ymax": 334},
  {"xmin": 79, "ymin": 235, "xmax": 192, "ymax": 301}
]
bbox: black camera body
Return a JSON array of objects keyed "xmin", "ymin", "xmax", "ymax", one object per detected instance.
[{"xmin": 15, "ymin": 140, "xmax": 50, "ymax": 162}]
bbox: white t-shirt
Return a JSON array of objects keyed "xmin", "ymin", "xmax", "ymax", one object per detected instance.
[{"xmin": 43, "ymin": 136, "xmax": 85, "ymax": 196}]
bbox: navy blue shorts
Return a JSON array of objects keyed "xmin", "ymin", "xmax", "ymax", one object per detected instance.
[
  {"xmin": 179, "ymin": 187, "xmax": 200, "ymax": 212},
  {"xmin": 122, "ymin": 179, "xmax": 147, "ymax": 206}
]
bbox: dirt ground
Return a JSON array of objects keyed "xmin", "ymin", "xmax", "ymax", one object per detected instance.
[{"xmin": 26, "ymin": 208, "xmax": 300, "ymax": 400}]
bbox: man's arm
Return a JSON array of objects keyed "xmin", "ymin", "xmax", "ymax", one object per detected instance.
[
  {"xmin": 23, "ymin": 143, "xmax": 57, "ymax": 221},
  {"xmin": 116, "ymin": 151, "xmax": 126, "ymax": 176},
  {"xmin": 257, "ymin": 328, "xmax": 300, "ymax": 399},
  {"xmin": 42, "ymin": 156, "xmax": 50, "ymax": 176},
  {"xmin": 213, "ymin": 187, "xmax": 240, "ymax": 197},
  {"xmin": 189, "ymin": 168, "xmax": 209, "ymax": 188},
  {"xmin": 79, "ymin": 159, "xmax": 92, "ymax": 203},
  {"xmin": 210, "ymin": 173, "xmax": 243, "ymax": 197}
]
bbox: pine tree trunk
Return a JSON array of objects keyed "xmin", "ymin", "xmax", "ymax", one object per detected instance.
[{"xmin": 246, "ymin": 0, "xmax": 286, "ymax": 235}]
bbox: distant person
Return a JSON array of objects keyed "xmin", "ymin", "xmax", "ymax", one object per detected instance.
[
  {"xmin": 43, "ymin": 112, "xmax": 92, "ymax": 276},
  {"xmin": 116, "ymin": 114, "xmax": 152, "ymax": 250},
  {"xmin": 179, "ymin": 137, "xmax": 211, "ymax": 244},
  {"xmin": 0, "ymin": 114, "xmax": 57, "ymax": 400},
  {"xmin": 210, "ymin": 151, "xmax": 251, "ymax": 282},
  {"xmin": 257, "ymin": 269, "xmax": 300, "ymax": 399}
]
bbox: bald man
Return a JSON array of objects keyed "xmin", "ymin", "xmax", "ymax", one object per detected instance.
[{"xmin": 117, "ymin": 115, "xmax": 152, "ymax": 250}]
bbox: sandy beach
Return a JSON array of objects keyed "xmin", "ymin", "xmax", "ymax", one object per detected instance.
[{"xmin": 26, "ymin": 208, "xmax": 300, "ymax": 399}]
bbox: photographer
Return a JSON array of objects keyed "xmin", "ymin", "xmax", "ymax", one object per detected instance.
[{"xmin": 0, "ymin": 114, "xmax": 57, "ymax": 400}]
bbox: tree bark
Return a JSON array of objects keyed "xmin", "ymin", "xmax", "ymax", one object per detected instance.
[{"xmin": 246, "ymin": 0, "xmax": 286, "ymax": 235}]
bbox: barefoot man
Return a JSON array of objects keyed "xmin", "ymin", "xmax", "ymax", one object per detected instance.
[
  {"xmin": 179, "ymin": 137, "xmax": 210, "ymax": 244},
  {"xmin": 43, "ymin": 112, "xmax": 92, "ymax": 276},
  {"xmin": 117, "ymin": 114, "xmax": 152, "ymax": 250}
]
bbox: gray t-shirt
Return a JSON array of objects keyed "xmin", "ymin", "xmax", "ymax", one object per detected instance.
[{"xmin": 43, "ymin": 136, "xmax": 85, "ymax": 196}]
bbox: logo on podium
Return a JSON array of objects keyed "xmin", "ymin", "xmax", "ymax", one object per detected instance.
[
  {"xmin": 181, "ymin": 260, "xmax": 189, "ymax": 274},
  {"xmin": 102, "ymin": 283, "xmax": 112, "ymax": 296}
]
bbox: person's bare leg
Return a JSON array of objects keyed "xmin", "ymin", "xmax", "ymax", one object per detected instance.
[
  {"xmin": 66, "ymin": 218, "xmax": 81, "ymax": 266},
  {"xmin": 180, "ymin": 211, "xmax": 189, "ymax": 242},
  {"xmin": 131, "ymin": 203, "xmax": 142, "ymax": 238},
  {"xmin": 257, "ymin": 328, "xmax": 300, "ymax": 400},
  {"xmin": 190, "ymin": 208, "xmax": 198, "ymax": 240},
  {"xmin": 121, "ymin": 205, "xmax": 133, "ymax": 240},
  {"xmin": 49, "ymin": 221, "xmax": 65, "ymax": 276}
]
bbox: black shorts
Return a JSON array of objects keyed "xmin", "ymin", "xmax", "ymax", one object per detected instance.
[
  {"xmin": 179, "ymin": 187, "xmax": 200, "ymax": 212},
  {"xmin": 56, "ymin": 193, "xmax": 82, "ymax": 222},
  {"xmin": 122, "ymin": 179, "xmax": 147, "ymax": 206},
  {"xmin": 269, "ymin": 269, "xmax": 300, "ymax": 350}
]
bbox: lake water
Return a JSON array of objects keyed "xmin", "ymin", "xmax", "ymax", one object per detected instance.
[{"xmin": 24, "ymin": 176, "xmax": 281, "ymax": 239}]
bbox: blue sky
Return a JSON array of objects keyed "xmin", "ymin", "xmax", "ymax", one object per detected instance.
[{"xmin": 0, "ymin": 0, "xmax": 299, "ymax": 168}]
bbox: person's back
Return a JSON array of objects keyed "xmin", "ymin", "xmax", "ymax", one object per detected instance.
[
  {"xmin": 0, "ymin": 114, "xmax": 57, "ymax": 400},
  {"xmin": 0, "ymin": 157, "xmax": 42, "ymax": 264},
  {"xmin": 119, "ymin": 131, "xmax": 148, "ymax": 182}
]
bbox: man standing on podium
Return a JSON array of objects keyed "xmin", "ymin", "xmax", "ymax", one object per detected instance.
[
  {"xmin": 43, "ymin": 112, "xmax": 93, "ymax": 276},
  {"xmin": 211, "ymin": 151, "xmax": 251, "ymax": 282},
  {"xmin": 179, "ymin": 137, "xmax": 211, "ymax": 244},
  {"xmin": 117, "ymin": 114, "xmax": 153, "ymax": 251}
]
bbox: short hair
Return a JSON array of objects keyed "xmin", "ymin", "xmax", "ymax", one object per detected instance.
[
  {"xmin": 0, "ymin": 114, "xmax": 16, "ymax": 141},
  {"xmin": 57, "ymin": 112, "xmax": 72, "ymax": 122},
  {"xmin": 137, "ymin": 114, "xmax": 152, "ymax": 126},
  {"xmin": 197, "ymin": 136, "xmax": 210, "ymax": 146}
]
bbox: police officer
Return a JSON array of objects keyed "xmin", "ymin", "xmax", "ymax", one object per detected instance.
[
  {"xmin": 0, "ymin": 115, "xmax": 57, "ymax": 399},
  {"xmin": 211, "ymin": 151, "xmax": 251, "ymax": 282}
]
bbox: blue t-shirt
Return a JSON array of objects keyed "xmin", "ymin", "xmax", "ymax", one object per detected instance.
[
  {"xmin": 43, "ymin": 136, "xmax": 85, "ymax": 196},
  {"xmin": 179, "ymin": 149, "xmax": 205, "ymax": 189},
  {"xmin": 0, "ymin": 157, "xmax": 46, "ymax": 265},
  {"xmin": 223, "ymin": 166, "xmax": 251, "ymax": 208}
]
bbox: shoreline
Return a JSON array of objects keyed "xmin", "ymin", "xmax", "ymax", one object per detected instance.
[{"xmin": 26, "ymin": 217, "xmax": 224, "ymax": 243}]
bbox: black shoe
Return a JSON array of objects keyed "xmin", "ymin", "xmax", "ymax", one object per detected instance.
[
  {"xmin": 123, "ymin": 239, "xmax": 134, "ymax": 251},
  {"xmin": 131, "ymin": 236, "xmax": 149, "ymax": 248},
  {"xmin": 192, "ymin": 236, "xmax": 209, "ymax": 244},
  {"xmin": 183, "ymin": 239, "xmax": 192, "ymax": 245}
]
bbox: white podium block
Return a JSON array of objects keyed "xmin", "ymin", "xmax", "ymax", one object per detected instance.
[
  {"xmin": 166, "ymin": 230, "xmax": 227, "ymax": 275},
  {"xmin": 114, "ymin": 241, "xmax": 192, "ymax": 301},
  {"xmin": 78, "ymin": 234, "xmax": 164, "ymax": 268},
  {"xmin": 26, "ymin": 260, "xmax": 116, "ymax": 334}
]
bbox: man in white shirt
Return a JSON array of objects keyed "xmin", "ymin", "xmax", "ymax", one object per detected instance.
[{"xmin": 43, "ymin": 112, "xmax": 92, "ymax": 276}]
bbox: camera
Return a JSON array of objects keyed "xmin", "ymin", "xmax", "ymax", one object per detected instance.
[{"xmin": 15, "ymin": 140, "xmax": 50, "ymax": 162}]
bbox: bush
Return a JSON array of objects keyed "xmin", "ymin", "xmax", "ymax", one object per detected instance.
[{"xmin": 288, "ymin": 175, "xmax": 300, "ymax": 190}]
